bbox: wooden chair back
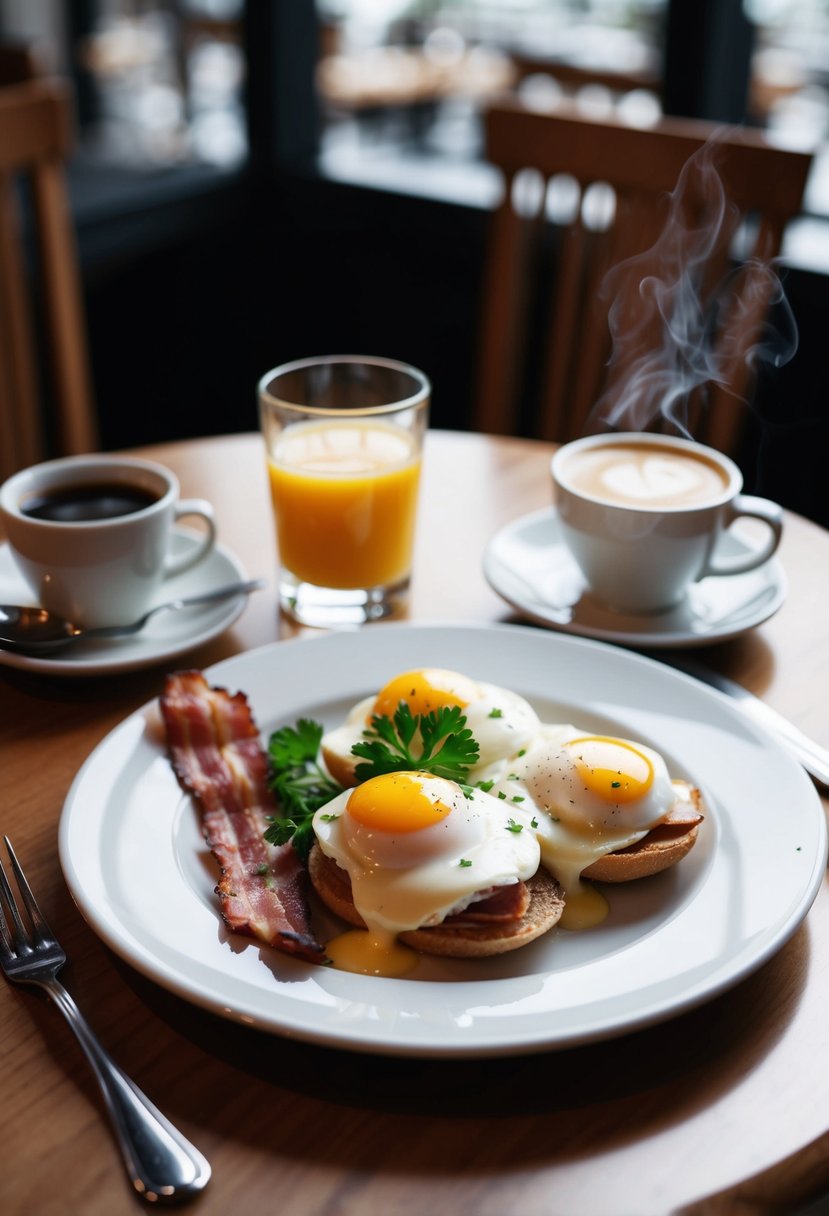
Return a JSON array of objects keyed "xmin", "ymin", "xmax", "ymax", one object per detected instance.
[
  {"xmin": 0, "ymin": 76, "xmax": 97, "ymax": 482},
  {"xmin": 0, "ymin": 44, "xmax": 43, "ymax": 86},
  {"xmin": 475, "ymin": 99, "xmax": 812, "ymax": 453}
]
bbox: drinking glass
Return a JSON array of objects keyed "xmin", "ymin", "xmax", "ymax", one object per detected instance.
[{"xmin": 258, "ymin": 355, "xmax": 430, "ymax": 627}]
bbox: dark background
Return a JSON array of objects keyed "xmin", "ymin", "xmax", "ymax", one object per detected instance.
[{"xmin": 54, "ymin": 0, "xmax": 829, "ymax": 529}]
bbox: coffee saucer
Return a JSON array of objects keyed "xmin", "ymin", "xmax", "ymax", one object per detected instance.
[
  {"xmin": 483, "ymin": 507, "xmax": 787, "ymax": 649},
  {"xmin": 0, "ymin": 527, "xmax": 255, "ymax": 677}
]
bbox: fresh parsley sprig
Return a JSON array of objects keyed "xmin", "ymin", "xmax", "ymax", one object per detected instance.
[
  {"xmin": 263, "ymin": 719, "xmax": 343, "ymax": 861},
  {"xmin": 263, "ymin": 704, "xmax": 481, "ymax": 857},
  {"xmin": 352, "ymin": 703, "xmax": 479, "ymax": 783}
]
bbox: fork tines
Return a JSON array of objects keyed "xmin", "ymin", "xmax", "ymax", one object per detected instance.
[{"xmin": 0, "ymin": 836, "xmax": 52, "ymax": 959}]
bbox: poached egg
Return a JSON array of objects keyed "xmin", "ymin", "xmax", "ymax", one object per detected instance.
[
  {"xmin": 489, "ymin": 729, "xmax": 689, "ymax": 929},
  {"xmin": 321, "ymin": 667, "xmax": 541, "ymax": 786},
  {"xmin": 313, "ymin": 770, "xmax": 540, "ymax": 976}
]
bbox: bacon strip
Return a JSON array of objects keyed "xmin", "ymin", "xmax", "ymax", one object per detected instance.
[{"xmin": 160, "ymin": 671, "xmax": 326, "ymax": 964}]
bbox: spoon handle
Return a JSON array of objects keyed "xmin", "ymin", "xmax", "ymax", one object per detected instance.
[{"xmin": 88, "ymin": 579, "xmax": 267, "ymax": 639}]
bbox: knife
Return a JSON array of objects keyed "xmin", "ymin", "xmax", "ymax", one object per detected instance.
[{"xmin": 649, "ymin": 654, "xmax": 829, "ymax": 790}]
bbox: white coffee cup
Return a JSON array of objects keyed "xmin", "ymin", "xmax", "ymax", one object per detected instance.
[
  {"xmin": 551, "ymin": 432, "xmax": 783, "ymax": 614},
  {"xmin": 0, "ymin": 455, "xmax": 216, "ymax": 627}
]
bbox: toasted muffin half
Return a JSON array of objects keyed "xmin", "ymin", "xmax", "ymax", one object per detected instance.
[
  {"xmin": 320, "ymin": 741, "xmax": 360, "ymax": 790},
  {"xmin": 308, "ymin": 844, "xmax": 565, "ymax": 959},
  {"xmin": 582, "ymin": 782, "xmax": 704, "ymax": 883}
]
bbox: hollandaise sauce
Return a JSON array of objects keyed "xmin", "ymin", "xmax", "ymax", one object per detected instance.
[
  {"xmin": 268, "ymin": 421, "xmax": 421, "ymax": 588},
  {"xmin": 325, "ymin": 928, "xmax": 419, "ymax": 978},
  {"xmin": 537, "ymin": 853, "xmax": 611, "ymax": 931},
  {"xmin": 558, "ymin": 881, "xmax": 609, "ymax": 931}
]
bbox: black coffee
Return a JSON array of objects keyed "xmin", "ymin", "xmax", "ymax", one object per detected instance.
[{"xmin": 22, "ymin": 482, "xmax": 159, "ymax": 523}]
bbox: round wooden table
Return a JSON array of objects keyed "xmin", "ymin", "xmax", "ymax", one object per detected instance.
[{"xmin": 1, "ymin": 430, "xmax": 827, "ymax": 1215}]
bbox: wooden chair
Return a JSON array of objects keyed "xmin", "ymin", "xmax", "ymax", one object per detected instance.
[
  {"xmin": 475, "ymin": 98, "xmax": 813, "ymax": 454},
  {"xmin": 0, "ymin": 44, "xmax": 44, "ymax": 87},
  {"xmin": 0, "ymin": 75, "xmax": 97, "ymax": 482}
]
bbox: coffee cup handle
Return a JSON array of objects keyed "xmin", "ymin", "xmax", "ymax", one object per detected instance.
[
  {"xmin": 700, "ymin": 494, "xmax": 784, "ymax": 579},
  {"xmin": 164, "ymin": 500, "xmax": 217, "ymax": 578}
]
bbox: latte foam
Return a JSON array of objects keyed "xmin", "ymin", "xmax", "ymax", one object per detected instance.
[{"xmin": 561, "ymin": 443, "xmax": 729, "ymax": 509}]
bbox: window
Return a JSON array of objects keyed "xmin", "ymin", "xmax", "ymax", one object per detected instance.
[
  {"xmin": 316, "ymin": 0, "xmax": 665, "ymax": 165},
  {"xmin": 0, "ymin": 0, "xmax": 247, "ymax": 168}
]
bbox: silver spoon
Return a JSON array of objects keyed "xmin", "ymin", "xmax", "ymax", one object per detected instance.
[{"xmin": 0, "ymin": 578, "xmax": 266, "ymax": 654}]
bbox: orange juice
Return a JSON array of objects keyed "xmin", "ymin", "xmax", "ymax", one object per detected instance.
[{"xmin": 268, "ymin": 421, "xmax": 421, "ymax": 588}]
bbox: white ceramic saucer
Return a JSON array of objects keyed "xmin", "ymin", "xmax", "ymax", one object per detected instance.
[
  {"xmin": 0, "ymin": 527, "xmax": 255, "ymax": 677},
  {"xmin": 483, "ymin": 507, "xmax": 787, "ymax": 649}
]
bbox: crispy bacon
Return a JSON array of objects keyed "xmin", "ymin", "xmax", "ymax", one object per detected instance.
[{"xmin": 160, "ymin": 671, "xmax": 326, "ymax": 964}]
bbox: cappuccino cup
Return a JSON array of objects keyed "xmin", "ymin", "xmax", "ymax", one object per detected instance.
[
  {"xmin": 0, "ymin": 455, "xmax": 216, "ymax": 627},
  {"xmin": 551, "ymin": 432, "xmax": 783, "ymax": 614}
]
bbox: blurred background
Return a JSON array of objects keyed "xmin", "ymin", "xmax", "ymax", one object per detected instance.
[{"xmin": 3, "ymin": 0, "xmax": 829, "ymax": 524}]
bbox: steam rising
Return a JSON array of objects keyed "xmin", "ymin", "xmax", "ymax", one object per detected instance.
[{"xmin": 590, "ymin": 139, "xmax": 798, "ymax": 438}]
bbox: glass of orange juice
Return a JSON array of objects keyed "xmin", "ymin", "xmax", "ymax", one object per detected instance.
[{"xmin": 258, "ymin": 355, "xmax": 430, "ymax": 627}]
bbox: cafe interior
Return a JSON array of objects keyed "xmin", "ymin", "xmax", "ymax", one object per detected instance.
[
  {"xmin": 2, "ymin": 1, "xmax": 829, "ymax": 1213},
  {"xmin": 1, "ymin": 0, "xmax": 828, "ymax": 524}
]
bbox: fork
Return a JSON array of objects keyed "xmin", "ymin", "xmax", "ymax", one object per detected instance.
[{"xmin": 0, "ymin": 837, "xmax": 211, "ymax": 1203}]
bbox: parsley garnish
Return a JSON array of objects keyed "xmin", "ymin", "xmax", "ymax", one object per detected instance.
[
  {"xmin": 488, "ymin": 708, "xmax": 503, "ymax": 719},
  {"xmin": 506, "ymin": 818, "xmax": 523, "ymax": 834},
  {"xmin": 263, "ymin": 705, "xmax": 482, "ymax": 858},
  {"xmin": 459, "ymin": 858, "xmax": 472, "ymax": 867},
  {"xmin": 611, "ymin": 780, "xmax": 622, "ymax": 789},
  {"xmin": 477, "ymin": 779, "xmax": 495, "ymax": 792},
  {"xmin": 352, "ymin": 703, "xmax": 479, "ymax": 783},
  {"xmin": 263, "ymin": 719, "xmax": 343, "ymax": 861}
]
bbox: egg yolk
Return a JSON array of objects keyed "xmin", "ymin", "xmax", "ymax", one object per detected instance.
[
  {"xmin": 346, "ymin": 773, "xmax": 452, "ymax": 833},
  {"xmin": 566, "ymin": 736, "xmax": 654, "ymax": 803},
  {"xmin": 325, "ymin": 928, "xmax": 420, "ymax": 977},
  {"xmin": 371, "ymin": 668, "xmax": 476, "ymax": 719}
]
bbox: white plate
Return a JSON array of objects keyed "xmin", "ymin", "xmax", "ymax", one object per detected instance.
[
  {"xmin": 0, "ymin": 528, "xmax": 251, "ymax": 676},
  {"xmin": 59, "ymin": 622, "xmax": 825, "ymax": 1058},
  {"xmin": 484, "ymin": 508, "xmax": 787, "ymax": 648}
]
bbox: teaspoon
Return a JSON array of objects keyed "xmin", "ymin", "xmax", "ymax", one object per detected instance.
[{"xmin": 0, "ymin": 578, "xmax": 266, "ymax": 654}]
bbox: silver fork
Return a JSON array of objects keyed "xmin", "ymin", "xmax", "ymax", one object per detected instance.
[{"xmin": 0, "ymin": 837, "xmax": 211, "ymax": 1204}]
